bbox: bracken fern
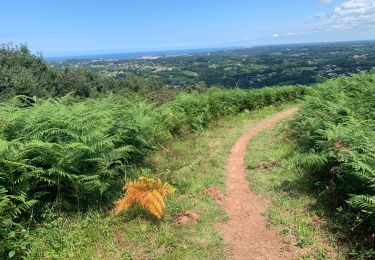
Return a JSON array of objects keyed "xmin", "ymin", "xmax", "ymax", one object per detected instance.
[{"xmin": 114, "ymin": 177, "xmax": 176, "ymax": 219}]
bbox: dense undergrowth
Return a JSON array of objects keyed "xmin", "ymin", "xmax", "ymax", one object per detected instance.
[
  {"xmin": 0, "ymin": 86, "xmax": 307, "ymax": 258},
  {"xmin": 288, "ymin": 73, "xmax": 375, "ymax": 256}
]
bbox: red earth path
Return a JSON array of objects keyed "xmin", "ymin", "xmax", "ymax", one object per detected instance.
[{"xmin": 216, "ymin": 108, "xmax": 298, "ymax": 260}]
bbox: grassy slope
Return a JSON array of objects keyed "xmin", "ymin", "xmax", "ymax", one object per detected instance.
[
  {"xmin": 26, "ymin": 104, "xmax": 296, "ymax": 260},
  {"xmin": 245, "ymin": 121, "xmax": 346, "ymax": 259}
]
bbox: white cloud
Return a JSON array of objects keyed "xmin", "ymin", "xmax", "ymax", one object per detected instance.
[
  {"xmin": 323, "ymin": 0, "xmax": 375, "ymax": 30},
  {"xmin": 272, "ymin": 33, "xmax": 279, "ymax": 38}
]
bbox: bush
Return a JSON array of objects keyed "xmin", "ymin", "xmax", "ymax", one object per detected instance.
[{"xmin": 288, "ymin": 72, "xmax": 375, "ymax": 249}]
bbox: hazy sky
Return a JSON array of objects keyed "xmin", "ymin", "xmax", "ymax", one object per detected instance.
[{"xmin": 1, "ymin": 0, "xmax": 375, "ymax": 56}]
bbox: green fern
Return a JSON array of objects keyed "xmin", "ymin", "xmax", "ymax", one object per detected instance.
[
  {"xmin": 288, "ymin": 72, "xmax": 375, "ymax": 240},
  {"xmin": 0, "ymin": 86, "xmax": 307, "ymax": 258},
  {"xmin": 348, "ymin": 195, "xmax": 375, "ymax": 215}
]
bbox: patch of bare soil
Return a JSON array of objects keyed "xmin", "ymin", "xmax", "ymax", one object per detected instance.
[
  {"xmin": 205, "ymin": 187, "xmax": 224, "ymax": 202},
  {"xmin": 175, "ymin": 211, "xmax": 200, "ymax": 225},
  {"xmin": 216, "ymin": 108, "xmax": 298, "ymax": 260}
]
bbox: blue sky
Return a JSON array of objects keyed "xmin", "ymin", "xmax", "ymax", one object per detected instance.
[{"xmin": 1, "ymin": 0, "xmax": 375, "ymax": 56}]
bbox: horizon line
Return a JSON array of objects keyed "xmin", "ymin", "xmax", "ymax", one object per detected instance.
[{"xmin": 43, "ymin": 38, "xmax": 375, "ymax": 60}]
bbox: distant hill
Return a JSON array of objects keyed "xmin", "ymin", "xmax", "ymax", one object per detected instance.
[{"xmin": 52, "ymin": 40, "xmax": 375, "ymax": 89}]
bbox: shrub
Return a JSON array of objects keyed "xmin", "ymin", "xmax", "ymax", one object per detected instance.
[{"xmin": 288, "ymin": 72, "xmax": 375, "ymax": 249}]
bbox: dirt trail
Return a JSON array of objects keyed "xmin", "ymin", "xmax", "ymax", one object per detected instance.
[{"xmin": 216, "ymin": 108, "xmax": 298, "ymax": 260}]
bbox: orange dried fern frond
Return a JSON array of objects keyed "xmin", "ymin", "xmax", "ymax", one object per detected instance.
[{"xmin": 114, "ymin": 177, "xmax": 176, "ymax": 219}]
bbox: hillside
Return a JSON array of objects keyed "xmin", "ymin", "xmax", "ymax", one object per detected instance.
[{"xmin": 0, "ymin": 44, "xmax": 374, "ymax": 259}]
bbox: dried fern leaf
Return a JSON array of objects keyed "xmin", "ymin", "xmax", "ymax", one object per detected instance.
[{"xmin": 114, "ymin": 177, "xmax": 176, "ymax": 219}]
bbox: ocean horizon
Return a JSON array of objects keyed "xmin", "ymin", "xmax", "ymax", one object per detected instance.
[{"xmin": 44, "ymin": 46, "xmax": 238, "ymax": 62}]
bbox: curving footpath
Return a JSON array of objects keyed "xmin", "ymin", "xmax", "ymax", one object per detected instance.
[{"xmin": 216, "ymin": 107, "xmax": 298, "ymax": 260}]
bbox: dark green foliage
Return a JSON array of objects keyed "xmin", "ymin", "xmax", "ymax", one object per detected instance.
[
  {"xmin": 0, "ymin": 85, "xmax": 306, "ymax": 258},
  {"xmin": 161, "ymin": 85, "xmax": 308, "ymax": 135},
  {"xmin": 0, "ymin": 44, "xmax": 51, "ymax": 98},
  {"xmin": 288, "ymin": 73, "xmax": 375, "ymax": 250},
  {"xmin": 0, "ymin": 186, "xmax": 36, "ymax": 258},
  {"xmin": 0, "ymin": 44, "xmax": 175, "ymax": 103},
  {"xmin": 0, "ymin": 44, "xmax": 110, "ymax": 98}
]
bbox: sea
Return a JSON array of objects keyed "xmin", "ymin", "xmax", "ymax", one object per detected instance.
[{"xmin": 44, "ymin": 47, "xmax": 236, "ymax": 63}]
